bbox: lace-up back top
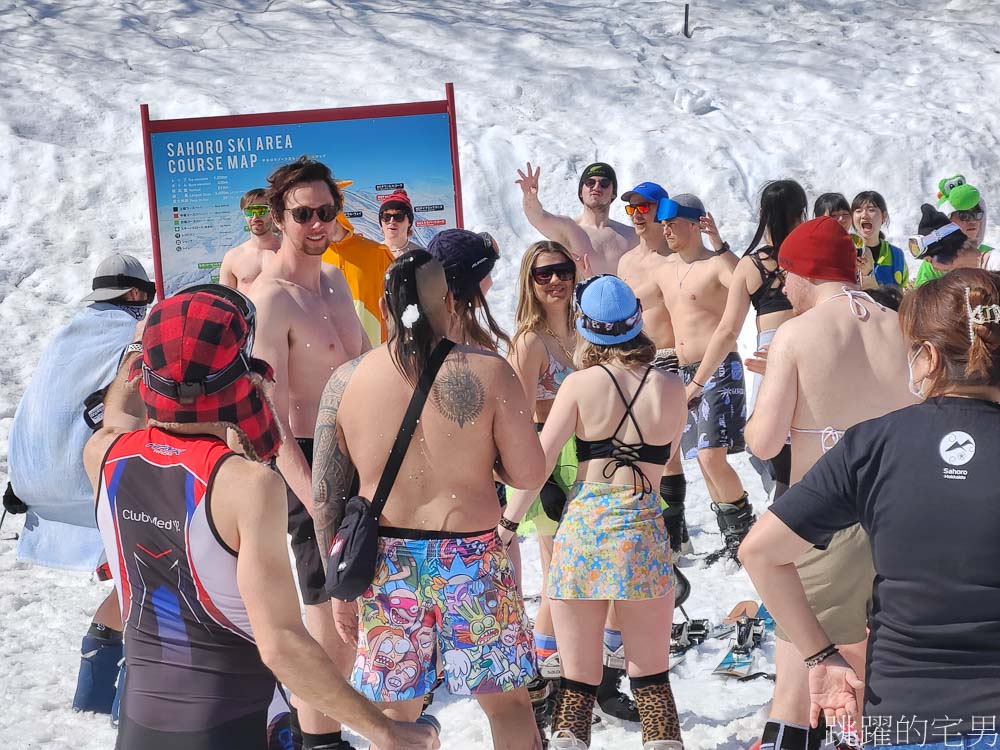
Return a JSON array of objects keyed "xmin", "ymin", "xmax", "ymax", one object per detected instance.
[{"xmin": 575, "ymin": 365, "xmax": 672, "ymax": 495}]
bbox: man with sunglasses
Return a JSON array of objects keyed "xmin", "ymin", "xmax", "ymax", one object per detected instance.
[
  {"xmin": 615, "ymin": 182, "xmax": 692, "ymax": 558},
  {"xmin": 220, "ymin": 188, "xmax": 280, "ymax": 292},
  {"xmin": 516, "ymin": 161, "xmax": 636, "ymax": 277},
  {"xmin": 916, "ymin": 175, "xmax": 996, "ymax": 285},
  {"xmin": 249, "ymin": 157, "xmax": 372, "ymax": 750},
  {"xmin": 655, "ymin": 193, "xmax": 751, "ymax": 565},
  {"xmin": 378, "ymin": 189, "xmax": 423, "ymax": 258}
]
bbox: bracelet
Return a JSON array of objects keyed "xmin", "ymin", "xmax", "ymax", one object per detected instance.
[
  {"xmin": 498, "ymin": 516, "xmax": 519, "ymax": 533},
  {"xmin": 804, "ymin": 643, "xmax": 838, "ymax": 668},
  {"xmin": 716, "ymin": 241, "xmax": 730, "ymax": 255},
  {"xmin": 692, "ymin": 379, "xmax": 705, "ymax": 388}
]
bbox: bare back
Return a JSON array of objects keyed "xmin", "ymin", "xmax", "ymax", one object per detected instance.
[
  {"xmin": 618, "ymin": 248, "xmax": 677, "ymax": 349},
  {"xmin": 578, "ymin": 219, "xmax": 636, "ymax": 276},
  {"xmin": 338, "ymin": 345, "xmax": 542, "ymax": 532},
  {"xmin": 565, "ymin": 364, "xmax": 686, "ymax": 487},
  {"xmin": 250, "ymin": 265, "xmax": 365, "ymax": 438},
  {"xmin": 221, "ymin": 241, "xmax": 279, "ymax": 293},
  {"xmin": 785, "ymin": 296, "xmax": 915, "ymax": 482}
]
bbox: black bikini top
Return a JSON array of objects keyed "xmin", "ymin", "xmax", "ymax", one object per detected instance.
[
  {"xmin": 747, "ymin": 247, "xmax": 793, "ymax": 316},
  {"xmin": 575, "ymin": 365, "xmax": 672, "ymax": 495}
]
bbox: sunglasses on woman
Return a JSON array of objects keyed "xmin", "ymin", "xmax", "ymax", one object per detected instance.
[
  {"xmin": 285, "ymin": 204, "xmax": 339, "ymax": 224},
  {"xmin": 531, "ymin": 262, "xmax": 575, "ymax": 284}
]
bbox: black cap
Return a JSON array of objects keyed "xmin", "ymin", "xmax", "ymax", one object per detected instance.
[
  {"xmin": 578, "ymin": 162, "xmax": 618, "ymax": 202},
  {"xmin": 917, "ymin": 203, "xmax": 968, "ymax": 259},
  {"xmin": 427, "ymin": 229, "xmax": 499, "ymax": 300}
]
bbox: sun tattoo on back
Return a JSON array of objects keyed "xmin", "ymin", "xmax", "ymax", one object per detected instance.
[{"xmin": 432, "ymin": 359, "xmax": 485, "ymax": 427}]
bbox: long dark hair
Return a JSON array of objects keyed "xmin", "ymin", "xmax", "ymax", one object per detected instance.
[
  {"xmin": 455, "ymin": 285, "xmax": 511, "ymax": 353},
  {"xmin": 384, "ymin": 249, "xmax": 441, "ymax": 386},
  {"xmin": 743, "ymin": 179, "xmax": 808, "ymax": 258}
]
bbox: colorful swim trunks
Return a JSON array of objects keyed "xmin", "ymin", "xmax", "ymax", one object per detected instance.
[
  {"xmin": 352, "ymin": 529, "xmax": 536, "ymax": 702},
  {"xmin": 680, "ymin": 351, "xmax": 747, "ymax": 459}
]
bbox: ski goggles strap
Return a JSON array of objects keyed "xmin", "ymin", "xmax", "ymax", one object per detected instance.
[{"xmin": 908, "ymin": 224, "xmax": 963, "ymax": 259}]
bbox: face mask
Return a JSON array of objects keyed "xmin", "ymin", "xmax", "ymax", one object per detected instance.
[
  {"xmin": 907, "ymin": 346, "xmax": 927, "ymax": 400},
  {"xmin": 119, "ymin": 304, "xmax": 148, "ymax": 321}
]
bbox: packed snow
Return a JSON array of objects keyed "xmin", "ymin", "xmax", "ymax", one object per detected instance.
[{"xmin": 1, "ymin": 1, "xmax": 997, "ymax": 748}]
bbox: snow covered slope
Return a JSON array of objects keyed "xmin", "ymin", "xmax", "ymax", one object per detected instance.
[{"xmin": 1, "ymin": 1, "xmax": 997, "ymax": 748}]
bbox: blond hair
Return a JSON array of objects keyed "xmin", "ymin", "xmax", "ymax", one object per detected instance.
[{"xmin": 512, "ymin": 241, "xmax": 576, "ymax": 345}]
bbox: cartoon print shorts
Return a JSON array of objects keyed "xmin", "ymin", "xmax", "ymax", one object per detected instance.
[
  {"xmin": 351, "ymin": 528, "xmax": 537, "ymax": 702},
  {"xmin": 680, "ymin": 351, "xmax": 747, "ymax": 459}
]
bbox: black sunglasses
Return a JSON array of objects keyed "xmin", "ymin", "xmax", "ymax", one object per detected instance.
[
  {"xmin": 531, "ymin": 262, "xmax": 575, "ymax": 284},
  {"xmin": 285, "ymin": 204, "xmax": 338, "ymax": 224},
  {"xmin": 381, "ymin": 211, "xmax": 408, "ymax": 224}
]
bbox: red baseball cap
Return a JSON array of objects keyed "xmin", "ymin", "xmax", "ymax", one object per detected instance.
[{"xmin": 779, "ymin": 216, "xmax": 857, "ymax": 284}]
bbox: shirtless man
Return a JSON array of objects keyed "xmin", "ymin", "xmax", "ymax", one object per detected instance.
[
  {"xmin": 743, "ymin": 216, "xmax": 915, "ymax": 750},
  {"xmin": 655, "ymin": 193, "xmax": 750, "ymax": 563},
  {"xmin": 516, "ymin": 161, "xmax": 635, "ymax": 277},
  {"xmin": 312, "ymin": 251, "xmax": 546, "ymax": 749},
  {"xmin": 219, "ymin": 188, "xmax": 280, "ymax": 291},
  {"xmin": 249, "ymin": 157, "xmax": 371, "ymax": 750},
  {"xmin": 615, "ymin": 181, "xmax": 693, "ymax": 554}
]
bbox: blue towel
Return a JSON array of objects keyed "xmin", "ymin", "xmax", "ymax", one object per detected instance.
[{"xmin": 9, "ymin": 303, "xmax": 138, "ymax": 570}]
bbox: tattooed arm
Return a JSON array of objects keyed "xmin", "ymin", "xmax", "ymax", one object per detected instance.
[{"xmin": 312, "ymin": 355, "xmax": 365, "ymax": 572}]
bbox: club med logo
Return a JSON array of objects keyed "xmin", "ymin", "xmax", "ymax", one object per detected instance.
[
  {"xmin": 416, "ymin": 219, "xmax": 447, "ymax": 227},
  {"xmin": 414, "ymin": 204, "xmax": 445, "ymax": 212},
  {"xmin": 375, "ymin": 183, "xmax": 404, "ymax": 191},
  {"xmin": 146, "ymin": 442, "xmax": 184, "ymax": 456},
  {"xmin": 940, "ymin": 431, "xmax": 976, "ymax": 467},
  {"xmin": 121, "ymin": 509, "xmax": 182, "ymax": 531}
]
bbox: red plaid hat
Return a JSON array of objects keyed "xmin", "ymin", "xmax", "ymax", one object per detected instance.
[{"xmin": 129, "ymin": 290, "xmax": 282, "ymax": 462}]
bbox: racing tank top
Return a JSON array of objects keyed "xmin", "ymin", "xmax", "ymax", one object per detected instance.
[{"xmin": 95, "ymin": 426, "xmax": 287, "ymax": 740}]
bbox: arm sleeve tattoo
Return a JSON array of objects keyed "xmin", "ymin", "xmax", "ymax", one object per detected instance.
[{"xmin": 312, "ymin": 355, "xmax": 364, "ymax": 572}]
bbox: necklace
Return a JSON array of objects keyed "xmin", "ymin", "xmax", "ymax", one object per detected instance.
[{"xmin": 542, "ymin": 322, "xmax": 575, "ymax": 361}]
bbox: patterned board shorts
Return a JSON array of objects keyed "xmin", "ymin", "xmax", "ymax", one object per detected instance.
[
  {"xmin": 679, "ymin": 351, "xmax": 747, "ymax": 459},
  {"xmin": 352, "ymin": 529, "xmax": 536, "ymax": 702},
  {"xmin": 549, "ymin": 481, "xmax": 674, "ymax": 601}
]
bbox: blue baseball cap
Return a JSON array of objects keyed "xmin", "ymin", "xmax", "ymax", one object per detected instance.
[
  {"xmin": 657, "ymin": 193, "xmax": 706, "ymax": 223},
  {"xmin": 575, "ymin": 274, "xmax": 644, "ymax": 346},
  {"xmin": 621, "ymin": 182, "xmax": 669, "ymax": 206}
]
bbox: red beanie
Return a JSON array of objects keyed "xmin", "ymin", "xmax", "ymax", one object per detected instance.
[
  {"xmin": 779, "ymin": 216, "xmax": 857, "ymax": 284},
  {"xmin": 380, "ymin": 190, "xmax": 414, "ymax": 222}
]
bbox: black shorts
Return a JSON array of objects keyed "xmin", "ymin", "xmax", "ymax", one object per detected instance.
[
  {"xmin": 286, "ymin": 437, "xmax": 329, "ymax": 606},
  {"xmin": 680, "ymin": 352, "xmax": 747, "ymax": 459},
  {"xmin": 116, "ymin": 709, "xmax": 291, "ymax": 750}
]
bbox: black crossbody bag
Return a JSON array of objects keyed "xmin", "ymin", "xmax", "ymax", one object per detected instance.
[{"xmin": 325, "ymin": 339, "xmax": 454, "ymax": 601}]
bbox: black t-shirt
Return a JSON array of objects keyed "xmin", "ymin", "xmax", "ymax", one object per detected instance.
[{"xmin": 771, "ymin": 397, "xmax": 1000, "ymax": 745}]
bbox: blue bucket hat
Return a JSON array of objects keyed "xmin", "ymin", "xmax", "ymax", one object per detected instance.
[{"xmin": 575, "ymin": 274, "xmax": 644, "ymax": 345}]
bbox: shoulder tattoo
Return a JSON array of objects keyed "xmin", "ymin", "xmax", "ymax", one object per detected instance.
[{"xmin": 431, "ymin": 357, "xmax": 485, "ymax": 428}]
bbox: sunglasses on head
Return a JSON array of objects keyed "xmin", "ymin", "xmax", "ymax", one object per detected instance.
[
  {"xmin": 285, "ymin": 204, "xmax": 338, "ymax": 224},
  {"xmin": 955, "ymin": 208, "xmax": 985, "ymax": 222},
  {"xmin": 531, "ymin": 261, "xmax": 575, "ymax": 284},
  {"xmin": 243, "ymin": 204, "xmax": 270, "ymax": 218},
  {"xmin": 624, "ymin": 203, "xmax": 653, "ymax": 216},
  {"xmin": 381, "ymin": 211, "xmax": 408, "ymax": 224},
  {"xmin": 584, "ymin": 177, "xmax": 612, "ymax": 189}
]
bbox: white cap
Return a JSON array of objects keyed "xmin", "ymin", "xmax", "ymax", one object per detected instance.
[{"xmin": 82, "ymin": 253, "xmax": 153, "ymax": 303}]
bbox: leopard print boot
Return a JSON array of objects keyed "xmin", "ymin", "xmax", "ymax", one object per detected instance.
[
  {"xmin": 631, "ymin": 670, "xmax": 683, "ymax": 748},
  {"xmin": 550, "ymin": 678, "xmax": 598, "ymax": 748}
]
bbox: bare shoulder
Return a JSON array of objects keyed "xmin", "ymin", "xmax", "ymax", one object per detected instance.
[
  {"xmin": 216, "ymin": 456, "xmax": 285, "ymax": 504},
  {"xmin": 609, "ymin": 220, "xmax": 637, "ymax": 240},
  {"xmin": 83, "ymin": 427, "xmax": 127, "ymax": 476}
]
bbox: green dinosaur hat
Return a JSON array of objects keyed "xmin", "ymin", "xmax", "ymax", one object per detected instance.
[{"xmin": 937, "ymin": 174, "xmax": 981, "ymax": 214}]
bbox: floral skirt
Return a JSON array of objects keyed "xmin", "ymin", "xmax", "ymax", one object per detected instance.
[{"xmin": 549, "ymin": 481, "xmax": 673, "ymax": 601}]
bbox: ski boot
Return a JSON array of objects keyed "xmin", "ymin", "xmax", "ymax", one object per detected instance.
[
  {"xmin": 595, "ymin": 665, "xmax": 639, "ymax": 723},
  {"xmin": 705, "ymin": 494, "xmax": 755, "ymax": 566},
  {"xmin": 528, "ymin": 675, "xmax": 555, "ymax": 748}
]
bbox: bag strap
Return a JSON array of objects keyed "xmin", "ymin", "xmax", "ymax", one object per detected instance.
[{"xmin": 370, "ymin": 338, "xmax": 456, "ymax": 519}]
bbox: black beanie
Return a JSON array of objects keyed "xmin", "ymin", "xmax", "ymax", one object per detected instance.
[
  {"xmin": 916, "ymin": 203, "xmax": 968, "ymax": 260},
  {"xmin": 578, "ymin": 162, "xmax": 618, "ymax": 202}
]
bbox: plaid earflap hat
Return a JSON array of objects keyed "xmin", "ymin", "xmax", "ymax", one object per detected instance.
[{"xmin": 129, "ymin": 286, "xmax": 282, "ymax": 462}]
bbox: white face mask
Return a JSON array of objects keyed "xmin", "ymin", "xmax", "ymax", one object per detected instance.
[{"xmin": 908, "ymin": 346, "xmax": 928, "ymax": 400}]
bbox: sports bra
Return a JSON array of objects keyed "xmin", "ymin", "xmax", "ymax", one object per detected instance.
[
  {"xmin": 575, "ymin": 365, "xmax": 672, "ymax": 494},
  {"xmin": 747, "ymin": 247, "xmax": 793, "ymax": 316},
  {"xmin": 536, "ymin": 347, "xmax": 573, "ymax": 401}
]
